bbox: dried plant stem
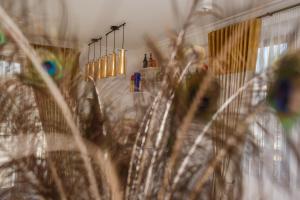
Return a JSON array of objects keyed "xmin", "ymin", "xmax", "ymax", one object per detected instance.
[
  {"xmin": 190, "ymin": 137, "xmax": 238, "ymax": 199},
  {"xmin": 256, "ymin": 121, "xmax": 300, "ymax": 174},
  {"xmin": 125, "ymin": 100, "xmax": 157, "ymax": 199},
  {"xmin": 0, "ymin": 143, "xmax": 47, "ymax": 200},
  {"xmin": 48, "ymin": 158, "xmax": 68, "ymax": 200},
  {"xmin": 125, "ymin": 96, "xmax": 157, "ymax": 199},
  {"xmin": 126, "ymin": 38, "xmax": 191, "ymax": 197},
  {"xmin": 127, "ymin": 48, "xmax": 186, "ymax": 196},
  {"xmin": 162, "ymin": 72, "xmax": 214, "ymax": 200},
  {"xmin": 0, "ymin": 7, "xmax": 101, "ymax": 200},
  {"xmin": 138, "ymin": 4, "xmax": 202, "ymax": 200},
  {"xmin": 0, "ymin": 133, "xmax": 122, "ymax": 200},
  {"xmin": 90, "ymin": 78, "xmax": 108, "ymax": 136},
  {"xmin": 189, "ymin": 102, "xmax": 265, "ymax": 199},
  {"xmin": 134, "ymin": 48, "xmax": 190, "ymax": 199},
  {"xmin": 161, "ymin": 21, "xmax": 256, "ymax": 199},
  {"xmin": 171, "ymin": 72, "xmax": 268, "ymax": 195},
  {"xmin": 143, "ymin": 61, "xmax": 193, "ymax": 197},
  {"xmin": 94, "ymin": 150, "xmax": 122, "ymax": 200}
]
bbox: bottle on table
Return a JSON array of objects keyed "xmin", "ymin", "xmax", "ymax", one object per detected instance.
[
  {"xmin": 143, "ymin": 54, "xmax": 148, "ymax": 68},
  {"xmin": 149, "ymin": 53, "xmax": 157, "ymax": 67}
]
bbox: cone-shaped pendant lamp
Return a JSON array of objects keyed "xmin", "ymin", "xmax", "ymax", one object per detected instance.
[
  {"xmin": 107, "ymin": 53, "xmax": 112, "ymax": 77},
  {"xmin": 108, "ymin": 30, "xmax": 117, "ymax": 77},
  {"xmin": 118, "ymin": 24, "xmax": 126, "ymax": 75},
  {"xmin": 102, "ymin": 56, "xmax": 108, "ymax": 78},
  {"xmin": 85, "ymin": 44, "xmax": 91, "ymax": 81},
  {"xmin": 97, "ymin": 37, "xmax": 102, "ymax": 79},
  {"xmin": 118, "ymin": 49, "xmax": 126, "ymax": 75},
  {"xmin": 101, "ymin": 35, "xmax": 108, "ymax": 78},
  {"xmin": 111, "ymin": 52, "xmax": 117, "ymax": 76}
]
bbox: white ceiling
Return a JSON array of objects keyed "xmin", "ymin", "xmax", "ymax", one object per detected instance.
[
  {"xmin": 2, "ymin": 0, "xmax": 298, "ymax": 49},
  {"xmin": 64, "ymin": 0, "xmax": 276, "ymax": 48}
]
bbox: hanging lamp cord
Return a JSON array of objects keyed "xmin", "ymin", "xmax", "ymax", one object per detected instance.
[
  {"xmin": 122, "ymin": 25, "xmax": 125, "ymax": 49},
  {"xmin": 99, "ymin": 38, "xmax": 102, "ymax": 57},
  {"xmin": 93, "ymin": 42, "xmax": 96, "ymax": 61},
  {"xmin": 113, "ymin": 31, "xmax": 116, "ymax": 52},
  {"xmin": 106, "ymin": 35, "xmax": 108, "ymax": 55},
  {"xmin": 87, "ymin": 45, "xmax": 90, "ymax": 62}
]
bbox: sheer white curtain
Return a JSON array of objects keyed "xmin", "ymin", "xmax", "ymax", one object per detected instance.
[
  {"xmin": 256, "ymin": 6, "xmax": 300, "ymax": 73},
  {"xmin": 244, "ymin": 6, "xmax": 300, "ymax": 200},
  {"xmin": 0, "ymin": 61, "xmax": 21, "ymax": 76}
]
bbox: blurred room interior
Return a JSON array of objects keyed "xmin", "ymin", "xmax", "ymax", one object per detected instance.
[{"xmin": 0, "ymin": 0, "xmax": 300, "ymax": 199}]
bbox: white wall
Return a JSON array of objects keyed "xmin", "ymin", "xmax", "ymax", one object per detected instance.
[{"xmin": 79, "ymin": 45, "xmax": 148, "ymax": 120}]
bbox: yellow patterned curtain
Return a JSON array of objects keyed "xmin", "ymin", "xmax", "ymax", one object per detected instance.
[
  {"xmin": 29, "ymin": 45, "xmax": 84, "ymax": 188},
  {"xmin": 208, "ymin": 18, "xmax": 262, "ymax": 199},
  {"xmin": 31, "ymin": 44, "xmax": 80, "ymax": 135},
  {"xmin": 208, "ymin": 18, "xmax": 261, "ymax": 74}
]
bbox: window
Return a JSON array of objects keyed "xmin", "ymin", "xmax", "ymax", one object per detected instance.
[
  {"xmin": 0, "ymin": 61, "xmax": 21, "ymax": 76},
  {"xmin": 255, "ymin": 43, "xmax": 288, "ymax": 74}
]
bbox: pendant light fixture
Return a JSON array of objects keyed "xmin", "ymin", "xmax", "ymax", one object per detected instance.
[
  {"xmin": 101, "ymin": 35, "xmax": 108, "ymax": 78},
  {"xmin": 85, "ymin": 44, "xmax": 91, "ymax": 81},
  {"xmin": 118, "ymin": 24, "xmax": 126, "ymax": 75},
  {"xmin": 107, "ymin": 32, "xmax": 112, "ymax": 77},
  {"xmin": 87, "ymin": 22, "xmax": 126, "ymax": 80},
  {"xmin": 111, "ymin": 29, "xmax": 117, "ymax": 76},
  {"xmin": 107, "ymin": 26, "xmax": 118, "ymax": 77},
  {"xmin": 97, "ymin": 37, "xmax": 103, "ymax": 79}
]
